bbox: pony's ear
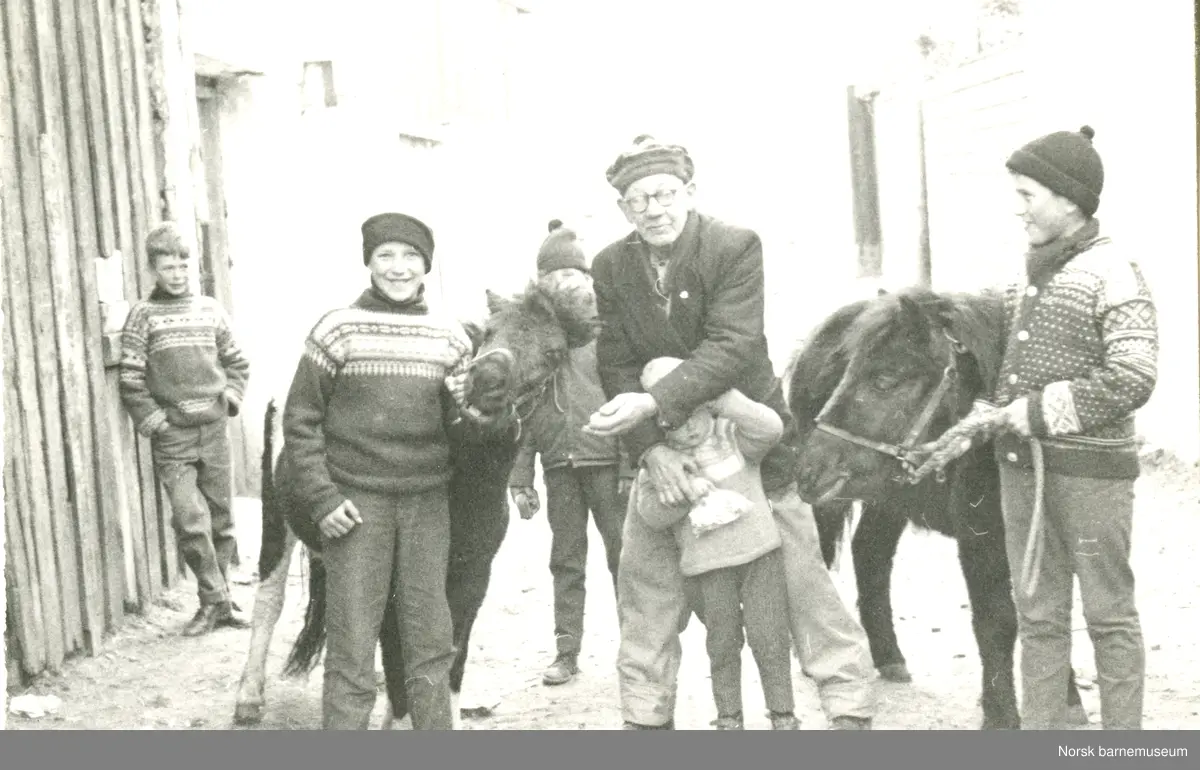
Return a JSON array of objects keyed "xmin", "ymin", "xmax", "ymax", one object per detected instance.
[
  {"xmin": 485, "ymin": 289, "xmax": 508, "ymax": 315},
  {"xmin": 896, "ymin": 293, "xmax": 929, "ymax": 330},
  {"xmin": 460, "ymin": 319, "xmax": 486, "ymax": 350}
]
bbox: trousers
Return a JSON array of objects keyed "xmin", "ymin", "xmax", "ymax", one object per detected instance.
[
  {"xmin": 151, "ymin": 418, "xmax": 236, "ymax": 606},
  {"xmin": 692, "ymin": 547, "xmax": 794, "ymax": 718},
  {"xmin": 544, "ymin": 465, "xmax": 626, "ymax": 658},
  {"xmin": 999, "ymin": 463, "xmax": 1144, "ymax": 730},
  {"xmin": 616, "ymin": 481, "xmax": 876, "ymax": 726},
  {"xmin": 321, "ymin": 485, "xmax": 456, "ymax": 730}
]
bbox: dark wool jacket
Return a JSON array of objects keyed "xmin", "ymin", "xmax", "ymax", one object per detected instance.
[
  {"xmin": 280, "ymin": 284, "xmax": 474, "ymax": 523},
  {"xmin": 989, "ymin": 218, "xmax": 1158, "ymax": 479},
  {"xmin": 507, "ymin": 340, "xmax": 621, "ymax": 488},
  {"xmin": 591, "ymin": 210, "xmax": 796, "ymax": 495}
]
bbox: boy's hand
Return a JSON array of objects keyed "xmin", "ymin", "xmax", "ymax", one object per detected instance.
[
  {"xmin": 319, "ymin": 500, "xmax": 362, "ymax": 539},
  {"xmin": 643, "ymin": 444, "xmax": 704, "ymax": 507},
  {"xmin": 510, "ymin": 486, "xmax": 540, "ymax": 519}
]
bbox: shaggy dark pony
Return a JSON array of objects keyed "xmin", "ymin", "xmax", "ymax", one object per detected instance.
[{"xmin": 785, "ymin": 287, "xmax": 1084, "ymax": 730}]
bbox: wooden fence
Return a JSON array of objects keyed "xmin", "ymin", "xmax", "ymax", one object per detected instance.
[{"xmin": 3, "ymin": 0, "xmax": 188, "ymax": 685}]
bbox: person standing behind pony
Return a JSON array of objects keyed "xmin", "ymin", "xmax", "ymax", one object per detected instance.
[
  {"xmin": 507, "ymin": 220, "xmax": 628, "ymax": 687},
  {"xmin": 635, "ymin": 357, "xmax": 798, "ymax": 731},
  {"xmin": 281, "ymin": 212, "xmax": 472, "ymax": 730},
  {"xmin": 119, "ymin": 221, "xmax": 251, "ymax": 637},
  {"xmin": 991, "ymin": 127, "xmax": 1157, "ymax": 730}
]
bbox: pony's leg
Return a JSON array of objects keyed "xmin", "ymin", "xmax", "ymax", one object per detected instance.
[
  {"xmin": 233, "ymin": 526, "xmax": 298, "ymax": 725},
  {"xmin": 813, "ymin": 499, "xmax": 854, "ymax": 569},
  {"xmin": 446, "ymin": 495, "xmax": 509, "ymax": 701},
  {"xmin": 955, "ymin": 479, "xmax": 1020, "ymax": 731},
  {"xmin": 850, "ymin": 503, "xmax": 911, "ymax": 683}
]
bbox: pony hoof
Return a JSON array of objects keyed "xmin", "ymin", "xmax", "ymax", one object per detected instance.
[
  {"xmin": 878, "ymin": 663, "xmax": 912, "ymax": 683},
  {"xmin": 1065, "ymin": 703, "xmax": 1089, "ymax": 727},
  {"xmin": 233, "ymin": 701, "xmax": 264, "ymax": 725}
]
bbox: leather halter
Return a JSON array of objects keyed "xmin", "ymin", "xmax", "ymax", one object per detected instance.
[
  {"xmin": 464, "ymin": 346, "xmax": 559, "ymax": 441},
  {"xmin": 813, "ymin": 330, "xmax": 967, "ymax": 483}
]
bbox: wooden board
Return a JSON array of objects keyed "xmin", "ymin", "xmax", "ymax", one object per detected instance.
[{"xmin": 5, "ymin": 0, "xmax": 80, "ymax": 659}]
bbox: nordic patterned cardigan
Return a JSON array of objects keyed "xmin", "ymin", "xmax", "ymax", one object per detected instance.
[{"xmin": 986, "ymin": 219, "xmax": 1159, "ymax": 479}]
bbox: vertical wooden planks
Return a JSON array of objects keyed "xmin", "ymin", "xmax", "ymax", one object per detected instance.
[
  {"xmin": 6, "ymin": 0, "xmax": 83, "ymax": 658},
  {"xmin": 39, "ymin": 133, "xmax": 107, "ymax": 655},
  {"xmin": 59, "ymin": 0, "xmax": 127, "ymax": 629},
  {"xmin": 0, "ymin": 4, "xmax": 65, "ymax": 671},
  {"xmin": 3, "ymin": 208, "xmax": 46, "ymax": 676}
]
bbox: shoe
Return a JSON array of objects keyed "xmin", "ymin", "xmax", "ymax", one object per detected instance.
[
  {"xmin": 712, "ymin": 713, "xmax": 744, "ymax": 730},
  {"xmin": 829, "ymin": 715, "xmax": 872, "ymax": 730},
  {"xmin": 622, "ymin": 720, "xmax": 674, "ymax": 730},
  {"xmin": 217, "ymin": 601, "xmax": 251, "ymax": 629},
  {"xmin": 182, "ymin": 605, "xmax": 221, "ymax": 637},
  {"xmin": 541, "ymin": 655, "xmax": 578, "ymax": 686},
  {"xmin": 769, "ymin": 711, "xmax": 801, "ymax": 730}
]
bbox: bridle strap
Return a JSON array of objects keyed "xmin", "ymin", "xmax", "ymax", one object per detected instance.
[{"xmin": 814, "ymin": 330, "xmax": 965, "ymax": 476}]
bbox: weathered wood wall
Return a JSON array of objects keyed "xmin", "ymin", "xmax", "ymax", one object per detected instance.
[{"xmin": 3, "ymin": 0, "xmax": 188, "ymax": 684}]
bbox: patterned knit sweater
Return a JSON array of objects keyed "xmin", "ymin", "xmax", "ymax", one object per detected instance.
[
  {"xmin": 989, "ymin": 219, "xmax": 1158, "ymax": 479},
  {"xmin": 119, "ymin": 287, "xmax": 250, "ymax": 436},
  {"xmin": 280, "ymin": 284, "xmax": 474, "ymax": 523}
]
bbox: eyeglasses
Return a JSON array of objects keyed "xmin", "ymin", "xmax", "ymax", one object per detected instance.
[{"xmin": 622, "ymin": 187, "xmax": 683, "ymax": 214}]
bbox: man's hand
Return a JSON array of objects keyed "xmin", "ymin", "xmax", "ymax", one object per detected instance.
[
  {"xmin": 1002, "ymin": 398, "xmax": 1032, "ymax": 437},
  {"xmin": 643, "ymin": 444, "xmax": 705, "ymax": 507},
  {"xmin": 318, "ymin": 500, "xmax": 362, "ymax": 540},
  {"xmin": 583, "ymin": 392, "xmax": 658, "ymax": 437},
  {"xmin": 510, "ymin": 486, "xmax": 540, "ymax": 519}
]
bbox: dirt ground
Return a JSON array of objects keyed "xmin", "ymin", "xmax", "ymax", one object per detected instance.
[{"xmin": 6, "ymin": 453, "xmax": 1199, "ymax": 731}]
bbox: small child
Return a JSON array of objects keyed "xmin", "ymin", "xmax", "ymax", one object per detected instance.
[
  {"xmin": 634, "ymin": 357, "xmax": 799, "ymax": 731},
  {"xmin": 119, "ymin": 221, "xmax": 251, "ymax": 637}
]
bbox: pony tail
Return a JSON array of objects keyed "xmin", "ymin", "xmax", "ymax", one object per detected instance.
[{"xmin": 282, "ymin": 553, "xmax": 327, "ymax": 677}]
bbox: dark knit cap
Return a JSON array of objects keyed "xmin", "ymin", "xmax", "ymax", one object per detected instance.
[
  {"xmin": 145, "ymin": 221, "xmax": 189, "ymax": 262},
  {"xmin": 361, "ymin": 212, "xmax": 435, "ymax": 270},
  {"xmin": 537, "ymin": 220, "xmax": 588, "ymax": 275},
  {"xmin": 1005, "ymin": 125, "xmax": 1104, "ymax": 216},
  {"xmin": 605, "ymin": 134, "xmax": 695, "ymax": 195}
]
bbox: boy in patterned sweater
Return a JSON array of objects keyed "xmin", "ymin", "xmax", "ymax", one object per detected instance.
[
  {"xmin": 119, "ymin": 221, "xmax": 251, "ymax": 637},
  {"xmin": 280, "ymin": 212, "xmax": 471, "ymax": 730},
  {"xmin": 633, "ymin": 357, "xmax": 798, "ymax": 731},
  {"xmin": 919, "ymin": 127, "xmax": 1158, "ymax": 730}
]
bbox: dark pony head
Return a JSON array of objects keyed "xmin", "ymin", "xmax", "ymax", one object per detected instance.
[
  {"xmin": 461, "ymin": 280, "xmax": 599, "ymax": 423},
  {"xmin": 787, "ymin": 286, "xmax": 1006, "ymax": 505}
]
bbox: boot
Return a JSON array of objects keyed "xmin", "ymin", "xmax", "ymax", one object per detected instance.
[
  {"xmin": 712, "ymin": 713, "xmax": 744, "ymax": 730},
  {"xmin": 769, "ymin": 711, "xmax": 801, "ymax": 730},
  {"xmin": 541, "ymin": 654, "xmax": 578, "ymax": 686},
  {"xmin": 182, "ymin": 604, "xmax": 221, "ymax": 637}
]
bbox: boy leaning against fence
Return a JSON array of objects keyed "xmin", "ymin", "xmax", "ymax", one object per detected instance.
[
  {"xmin": 633, "ymin": 356, "xmax": 799, "ymax": 731},
  {"xmin": 118, "ymin": 221, "xmax": 251, "ymax": 637}
]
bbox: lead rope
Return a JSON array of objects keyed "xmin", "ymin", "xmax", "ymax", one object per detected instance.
[{"xmin": 1018, "ymin": 437, "xmax": 1046, "ymax": 600}]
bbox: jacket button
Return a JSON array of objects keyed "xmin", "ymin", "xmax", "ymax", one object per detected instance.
[
  {"xmin": 1026, "ymin": 286, "xmax": 1038, "ymax": 297},
  {"xmin": 1006, "ymin": 452, "xmax": 1019, "ymax": 462},
  {"xmin": 679, "ymin": 290, "xmax": 689, "ymax": 299},
  {"xmin": 1008, "ymin": 374, "xmax": 1019, "ymax": 384},
  {"xmin": 1017, "ymin": 330, "xmax": 1029, "ymax": 341}
]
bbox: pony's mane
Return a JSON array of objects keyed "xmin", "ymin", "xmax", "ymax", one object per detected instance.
[
  {"xmin": 489, "ymin": 280, "xmax": 599, "ymax": 349},
  {"xmin": 784, "ymin": 298, "xmax": 872, "ymax": 425},
  {"xmin": 838, "ymin": 286, "xmax": 1008, "ymax": 395}
]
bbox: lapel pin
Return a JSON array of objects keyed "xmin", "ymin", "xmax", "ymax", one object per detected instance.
[{"xmin": 679, "ymin": 290, "xmax": 689, "ymax": 300}]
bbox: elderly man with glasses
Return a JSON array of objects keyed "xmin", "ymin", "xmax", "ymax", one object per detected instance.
[{"xmin": 585, "ymin": 135, "xmax": 877, "ymax": 730}]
